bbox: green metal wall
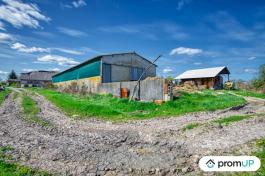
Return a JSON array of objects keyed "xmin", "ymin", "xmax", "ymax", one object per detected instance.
[{"xmin": 52, "ymin": 61, "xmax": 101, "ymax": 83}]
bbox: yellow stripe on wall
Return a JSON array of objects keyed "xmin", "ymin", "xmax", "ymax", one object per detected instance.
[{"xmin": 53, "ymin": 76, "xmax": 101, "ymax": 87}]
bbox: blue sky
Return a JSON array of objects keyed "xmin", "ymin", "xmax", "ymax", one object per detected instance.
[{"xmin": 0, "ymin": 0, "xmax": 264, "ymax": 81}]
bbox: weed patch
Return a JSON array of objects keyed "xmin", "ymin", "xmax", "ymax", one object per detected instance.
[
  {"xmin": 0, "ymin": 89, "xmax": 10, "ymax": 105},
  {"xmin": 255, "ymin": 139, "xmax": 265, "ymax": 175},
  {"xmin": 182, "ymin": 122, "xmax": 200, "ymax": 131},
  {"xmin": 22, "ymin": 95, "xmax": 50, "ymax": 126},
  {"xmin": 13, "ymin": 92, "xmax": 19, "ymax": 100},
  {"xmin": 0, "ymin": 146, "xmax": 50, "ymax": 176},
  {"xmin": 213, "ymin": 115, "xmax": 253, "ymax": 125},
  {"xmin": 233, "ymin": 90, "xmax": 265, "ymax": 99}
]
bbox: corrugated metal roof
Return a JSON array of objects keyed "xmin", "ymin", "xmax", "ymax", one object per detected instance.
[
  {"xmin": 20, "ymin": 71, "xmax": 58, "ymax": 81},
  {"xmin": 53, "ymin": 52, "xmax": 156, "ymax": 78},
  {"xmin": 175, "ymin": 66, "xmax": 230, "ymax": 79}
]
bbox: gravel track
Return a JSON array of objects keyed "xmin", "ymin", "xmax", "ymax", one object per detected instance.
[{"xmin": 0, "ymin": 89, "xmax": 265, "ymax": 175}]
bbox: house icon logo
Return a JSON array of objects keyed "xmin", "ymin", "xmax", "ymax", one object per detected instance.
[{"xmin": 206, "ymin": 159, "xmax": 215, "ymax": 168}]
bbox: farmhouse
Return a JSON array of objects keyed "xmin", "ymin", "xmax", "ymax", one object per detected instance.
[
  {"xmin": 175, "ymin": 66, "xmax": 230, "ymax": 89},
  {"xmin": 20, "ymin": 71, "xmax": 58, "ymax": 87},
  {"xmin": 52, "ymin": 52, "xmax": 156, "ymax": 86}
]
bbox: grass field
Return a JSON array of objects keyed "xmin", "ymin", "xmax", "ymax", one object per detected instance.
[
  {"xmin": 233, "ymin": 90, "xmax": 265, "ymax": 99},
  {"xmin": 0, "ymin": 146, "xmax": 50, "ymax": 176},
  {"xmin": 0, "ymin": 89, "xmax": 10, "ymax": 105},
  {"xmin": 31, "ymin": 88, "xmax": 246, "ymax": 121},
  {"xmin": 255, "ymin": 139, "xmax": 265, "ymax": 175},
  {"xmin": 213, "ymin": 115, "xmax": 253, "ymax": 125},
  {"xmin": 22, "ymin": 95, "xmax": 50, "ymax": 126}
]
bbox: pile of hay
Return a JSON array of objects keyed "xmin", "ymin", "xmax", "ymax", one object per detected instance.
[{"xmin": 174, "ymin": 81, "xmax": 199, "ymax": 94}]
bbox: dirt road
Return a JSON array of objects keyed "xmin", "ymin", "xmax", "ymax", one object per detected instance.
[{"xmin": 0, "ymin": 89, "xmax": 264, "ymax": 175}]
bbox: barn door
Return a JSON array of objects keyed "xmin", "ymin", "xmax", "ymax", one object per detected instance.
[
  {"xmin": 131, "ymin": 67, "xmax": 144, "ymax": 81},
  {"xmin": 102, "ymin": 64, "xmax": 111, "ymax": 83}
]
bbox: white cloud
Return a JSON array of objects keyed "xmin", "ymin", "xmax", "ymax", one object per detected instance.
[
  {"xmin": 177, "ymin": 0, "xmax": 192, "ymax": 11},
  {"xmin": 22, "ymin": 68, "xmax": 60, "ymax": 72},
  {"xmin": 99, "ymin": 22, "xmax": 189, "ymax": 41},
  {"xmin": 0, "ymin": 0, "xmax": 50, "ymax": 29},
  {"xmin": 162, "ymin": 67, "xmax": 174, "ymax": 74},
  {"xmin": 99, "ymin": 26, "xmax": 140, "ymax": 33},
  {"xmin": 248, "ymin": 56, "xmax": 256, "ymax": 60},
  {"xmin": 60, "ymin": 3, "xmax": 73, "ymax": 9},
  {"xmin": 0, "ymin": 21, "xmax": 5, "ymax": 30},
  {"xmin": 193, "ymin": 62, "xmax": 202, "ymax": 65},
  {"xmin": 209, "ymin": 11, "xmax": 254, "ymax": 42},
  {"xmin": 0, "ymin": 32, "xmax": 13, "ymax": 43},
  {"xmin": 11, "ymin": 42, "xmax": 50, "ymax": 53},
  {"xmin": 53, "ymin": 48, "xmax": 83, "ymax": 55},
  {"xmin": 22, "ymin": 68, "xmax": 36, "ymax": 72},
  {"xmin": 51, "ymin": 68, "xmax": 60, "ymax": 72},
  {"xmin": 244, "ymin": 68, "xmax": 258, "ymax": 74},
  {"xmin": 33, "ymin": 31, "xmax": 54, "ymax": 38},
  {"xmin": 61, "ymin": 0, "xmax": 86, "ymax": 9},
  {"xmin": 72, "ymin": 0, "xmax": 86, "ymax": 8},
  {"xmin": 57, "ymin": 27, "xmax": 87, "ymax": 37},
  {"xmin": 11, "ymin": 42, "xmax": 85, "ymax": 55},
  {"xmin": 0, "ymin": 70, "xmax": 8, "ymax": 81},
  {"xmin": 0, "ymin": 70, "xmax": 8, "ymax": 75},
  {"xmin": 169, "ymin": 47, "xmax": 203, "ymax": 56},
  {"xmin": 36, "ymin": 54, "xmax": 80, "ymax": 66}
]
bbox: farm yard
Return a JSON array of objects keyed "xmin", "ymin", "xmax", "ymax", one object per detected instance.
[
  {"xmin": 30, "ymin": 88, "xmax": 246, "ymax": 121},
  {"xmin": 0, "ymin": 88, "xmax": 264, "ymax": 175},
  {"xmin": 1, "ymin": 0, "xmax": 265, "ymax": 175}
]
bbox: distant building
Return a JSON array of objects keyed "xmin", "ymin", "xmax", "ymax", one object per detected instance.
[
  {"xmin": 52, "ymin": 52, "xmax": 156, "ymax": 86},
  {"xmin": 20, "ymin": 71, "xmax": 58, "ymax": 87},
  {"xmin": 175, "ymin": 66, "xmax": 230, "ymax": 89},
  {"xmin": 7, "ymin": 79, "xmax": 20, "ymax": 86}
]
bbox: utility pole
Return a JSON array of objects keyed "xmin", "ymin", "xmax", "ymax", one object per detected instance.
[{"xmin": 129, "ymin": 55, "xmax": 162, "ymax": 102}]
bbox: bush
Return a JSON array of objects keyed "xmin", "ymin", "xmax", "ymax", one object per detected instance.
[
  {"xmin": 251, "ymin": 64, "xmax": 265, "ymax": 92},
  {"xmin": 64, "ymin": 82, "xmax": 79, "ymax": 94}
]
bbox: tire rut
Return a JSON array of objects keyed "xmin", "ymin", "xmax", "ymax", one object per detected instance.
[{"xmin": 1, "ymin": 91, "xmax": 190, "ymax": 176}]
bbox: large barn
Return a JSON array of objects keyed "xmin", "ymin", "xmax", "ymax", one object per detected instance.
[
  {"xmin": 52, "ymin": 52, "xmax": 156, "ymax": 87},
  {"xmin": 175, "ymin": 66, "xmax": 230, "ymax": 89}
]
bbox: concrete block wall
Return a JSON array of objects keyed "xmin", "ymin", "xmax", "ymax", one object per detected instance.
[
  {"xmin": 54, "ymin": 77, "xmax": 165, "ymax": 102},
  {"xmin": 97, "ymin": 78, "xmax": 164, "ymax": 101}
]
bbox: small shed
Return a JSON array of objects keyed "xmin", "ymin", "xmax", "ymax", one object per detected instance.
[{"xmin": 175, "ymin": 66, "xmax": 230, "ymax": 89}]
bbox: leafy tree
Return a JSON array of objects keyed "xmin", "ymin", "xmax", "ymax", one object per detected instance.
[
  {"xmin": 251, "ymin": 64, "xmax": 265, "ymax": 90},
  {"xmin": 258, "ymin": 64, "xmax": 265, "ymax": 82},
  {"xmin": 251, "ymin": 79, "xmax": 263, "ymax": 89},
  {"xmin": 8, "ymin": 70, "xmax": 17, "ymax": 80},
  {"xmin": 165, "ymin": 76, "xmax": 174, "ymax": 81}
]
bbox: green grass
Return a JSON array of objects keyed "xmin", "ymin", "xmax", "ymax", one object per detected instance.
[
  {"xmin": 218, "ymin": 139, "xmax": 265, "ymax": 176},
  {"xmin": 182, "ymin": 122, "xmax": 200, "ymax": 131},
  {"xmin": 0, "ymin": 89, "xmax": 10, "ymax": 105},
  {"xmin": 233, "ymin": 90, "xmax": 265, "ymax": 99},
  {"xmin": 255, "ymin": 139, "xmax": 265, "ymax": 175},
  {"xmin": 22, "ymin": 95, "xmax": 50, "ymax": 126},
  {"xmin": 30, "ymin": 88, "xmax": 246, "ymax": 121},
  {"xmin": 13, "ymin": 92, "xmax": 19, "ymax": 100},
  {"xmin": 0, "ymin": 146, "xmax": 50, "ymax": 176},
  {"xmin": 213, "ymin": 115, "xmax": 253, "ymax": 125}
]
